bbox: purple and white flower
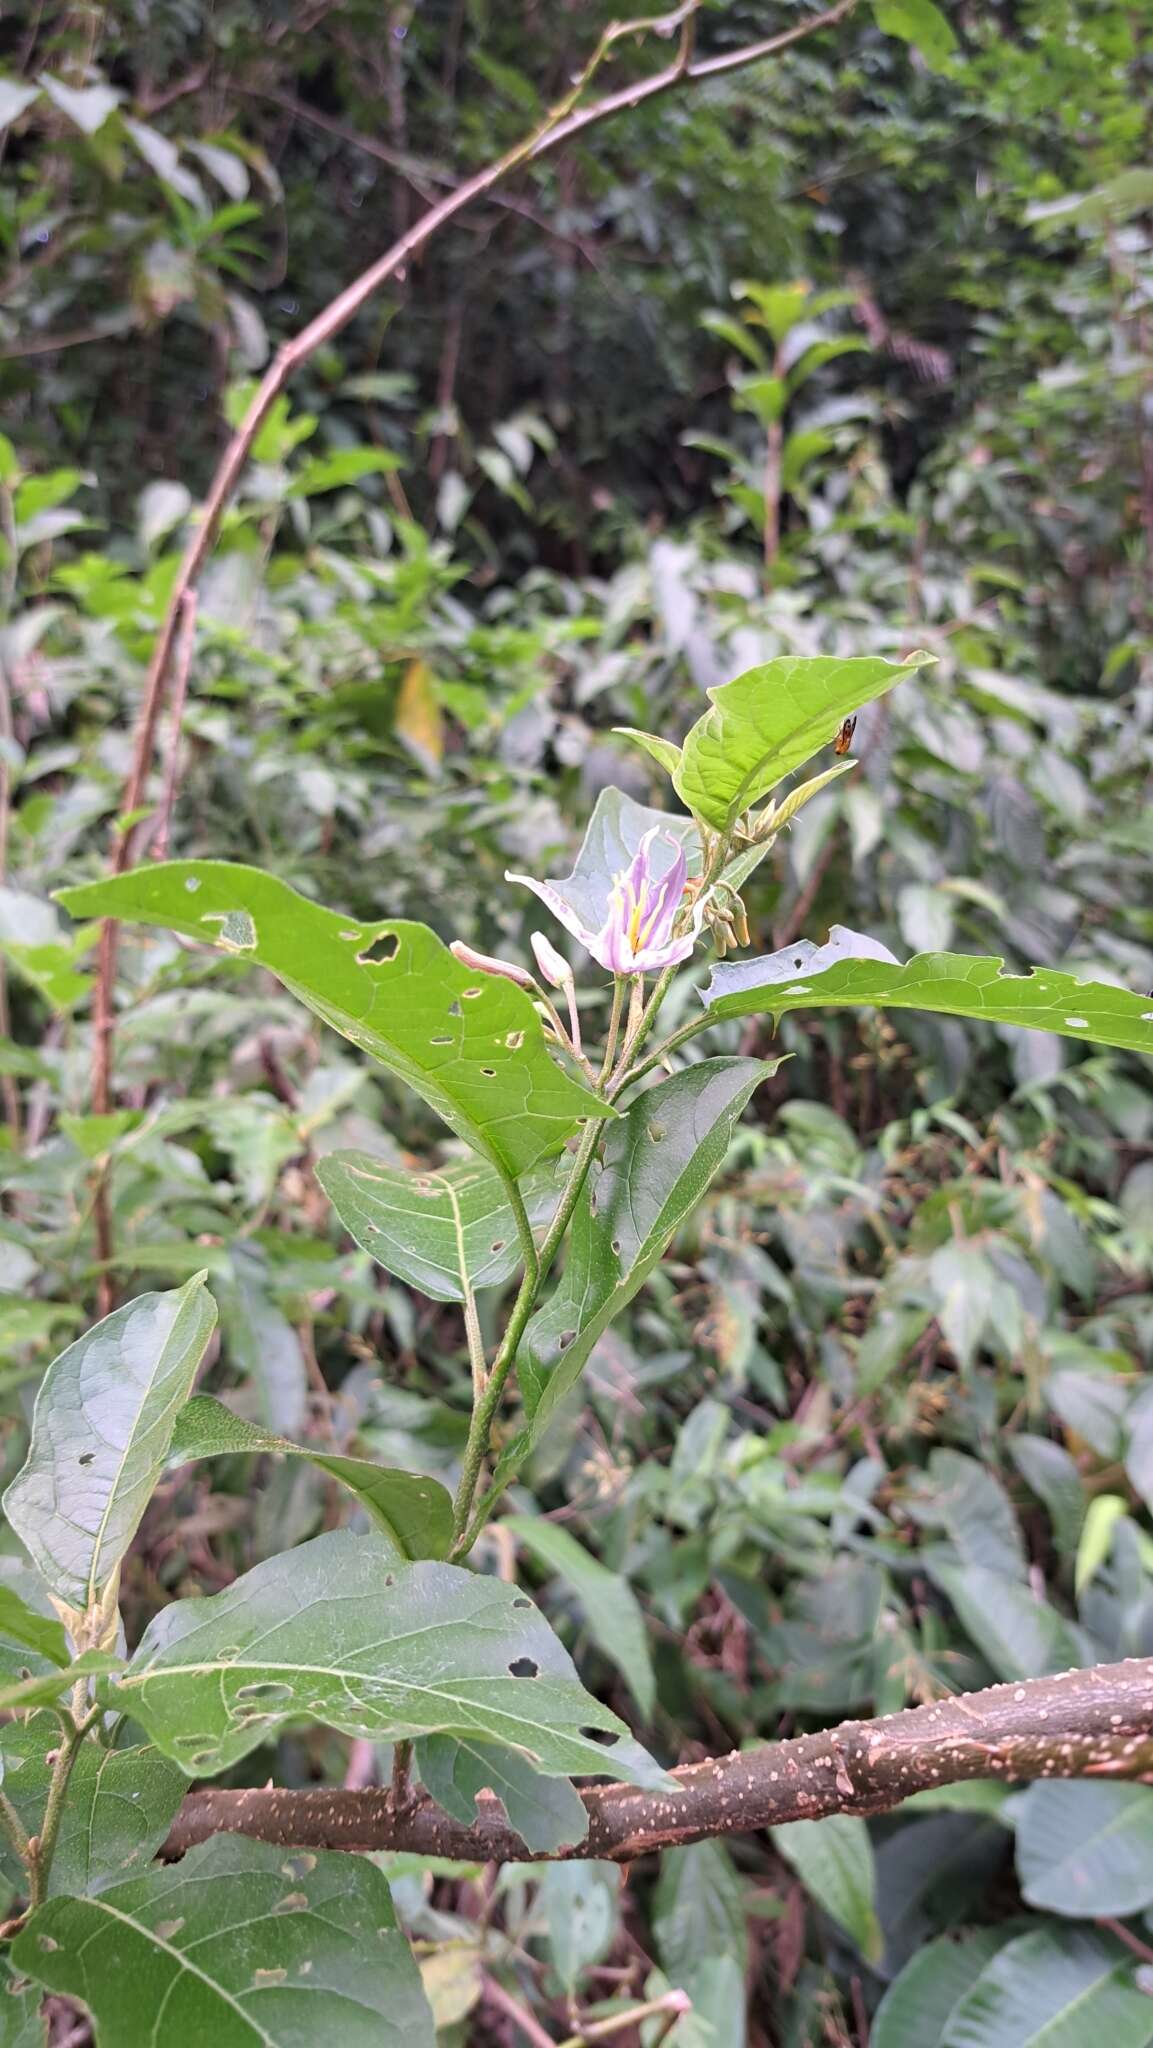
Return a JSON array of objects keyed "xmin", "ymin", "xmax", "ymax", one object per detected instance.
[{"xmin": 508, "ymin": 826, "xmax": 700, "ymax": 977}]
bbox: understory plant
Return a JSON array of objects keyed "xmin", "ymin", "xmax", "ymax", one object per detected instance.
[{"xmin": 1, "ymin": 651, "xmax": 1152, "ymax": 2039}]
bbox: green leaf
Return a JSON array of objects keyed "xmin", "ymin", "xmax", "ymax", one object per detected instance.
[
  {"xmin": 516, "ymin": 1059, "xmax": 772, "ymax": 1447},
  {"xmin": 705, "ymin": 933, "xmax": 1153, "ymax": 1059},
  {"xmin": 288, "ymin": 447, "xmax": 401, "ymax": 496},
  {"xmin": 653, "ymin": 1841, "xmax": 749, "ymax": 1991},
  {"xmin": 0, "ymin": 1730, "xmax": 185, "ymax": 1897},
  {"xmin": 0, "ymin": 1960, "xmax": 44, "ymax": 2048},
  {"xmin": 3, "ymin": 1277, "xmax": 217, "ymax": 1613},
  {"xmin": 317, "ymin": 1153, "xmax": 558, "ymax": 1302},
  {"xmin": 0, "ymin": 1653, "xmax": 123, "ymax": 1718},
  {"xmin": 1015, "ymin": 1783, "xmax": 1153, "ymax": 1919},
  {"xmin": 1075, "ymin": 1494, "xmax": 1129, "ymax": 1595},
  {"xmin": 873, "ymin": 1931, "xmax": 1012, "ymax": 2048},
  {"xmin": 872, "ymin": 0, "xmax": 958, "ymax": 71},
  {"xmin": 0, "ymin": 1587, "xmax": 68, "ymax": 1676},
  {"xmin": 941, "ymin": 1928, "xmax": 1153, "ymax": 2048},
  {"xmin": 614, "ymin": 728, "xmax": 684, "ymax": 779},
  {"xmin": 56, "ymin": 863, "xmax": 611, "ymax": 1183},
  {"xmin": 99, "ymin": 1530, "xmax": 666, "ymax": 1784},
  {"xmin": 535, "ymin": 1863, "xmax": 619, "ymax": 1995},
  {"xmin": 415, "ymin": 1733, "xmax": 588, "ymax": 1853},
  {"xmin": 673, "ymin": 653, "xmax": 931, "ymax": 829},
  {"xmin": 1009, "ymin": 1437, "xmax": 1085, "ymax": 1559},
  {"xmin": 772, "ymin": 1813, "xmax": 883, "ymax": 1965},
  {"xmin": 927, "ymin": 1561, "xmax": 1086, "ymax": 1681},
  {"xmin": 505, "ymin": 1516, "xmax": 655, "ymax": 1717},
  {"xmin": 168, "ymin": 1395, "xmax": 454, "ymax": 1560},
  {"xmin": 12, "ymin": 1834, "xmax": 434, "ymax": 2047}
]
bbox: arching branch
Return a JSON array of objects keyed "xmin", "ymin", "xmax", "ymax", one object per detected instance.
[{"xmin": 164, "ymin": 1655, "xmax": 1153, "ymax": 1864}]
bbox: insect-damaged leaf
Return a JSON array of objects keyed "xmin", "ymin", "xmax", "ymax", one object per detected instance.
[
  {"xmin": 56, "ymin": 862, "xmax": 612, "ymax": 1183},
  {"xmin": 416, "ymin": 1733, "xmax": 589, "ymax": 1853},
  {"xmin": 98, "ymin": 1530, "xmax": 667, "ymax": 1786},
  {"xmin": 168, "ymin": 1396, "xmax": 454, "ymax": 1560},
  {"xmin": 3, "ymin": 1276, "xmax": 217, "ymax": 1613},
  {"xmin": 317, "ymin": 1153, "xmax": 560, "ymax": 1302},
  {"xmin": 12, "ymin": 1835, "xmax": 435, "ymax": 2048},
  {"xmin": 705, "ymin": 932, "xmax": 1153, "ymax": 1058}
]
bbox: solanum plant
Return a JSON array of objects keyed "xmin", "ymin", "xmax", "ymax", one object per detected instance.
[{"xmin": 2, "ymin": 652, "xmax": 1152, "ymax": 2040}]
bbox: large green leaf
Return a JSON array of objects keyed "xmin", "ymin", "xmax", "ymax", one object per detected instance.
[
  {"xmin": 98, "ymin": 1530, "xmax": 666, "ymax": 1784},
  {"xmin": 416, "ymin": 1732, "xmax": 589, "ymax": 1852},
  {"xmin": 317, "ymin": 1153, "xmax": 559, "ymax": 1302},
  {"xmin": 772, "ymin": 1814, "xmax": 884, "ymax": 1966},
  {"xmin": 168, "ymin": 1395, "xmax": 454, "ymax": 1560},
  {"xmin": 506, "ymin": 1515, "xmax": 655, "ymax": 1717},
  {"xmin": 12, "ymin": 1834, "xmax": 434, "ymax": 2048},
  {"xmin": 873, "ymin": 1932, "xmax": 1014, "ymax": 2048},
  {"xmin": 0, "ymin": 1584, "xmax": 69, "ymax": 1687},
  {"xmin": 872, "ymin": 0, "xmax": 958, "ymax": 72},
  {"xmin": 516, "ymin": 1059, "xmax": 772, "ymax": 1445},
  {"xmin": 3, "ymin": 1277, "xmax": 217, "ymax": 1614},
  {"xmin": 941, "ymin": 1928, "xmax": 1153, "ymax": 2048},
  {"xmin": 0, "ymin": 1727, "xmax": 185, "ymax": 1898},
  {"xmin": 705, "ymin": 931, "xmax": 1153, "ymax": 1058},
  {"xmin": 669, "ymin": 653, "xmax": 930, "ymax": 829},
  {"xmin": 1015, "ymin": 1782, "xmax": 1153, "ymax": 1918},
  {"xmin": 56, "ymin": 863, "xmax": 611, "ymax": 1182},
  {"xmin": 0, "ymin": 1653, "xmax": 122, "ymax": 1717}
]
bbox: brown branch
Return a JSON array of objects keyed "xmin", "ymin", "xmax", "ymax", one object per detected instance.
[
  {"xmin": 82, "ymin": 0, "xmax": 860, "ymax": 1267},
  {"xmin": 164, "ymin": 1655, "xmax": 1153, "ymax": 1865}
]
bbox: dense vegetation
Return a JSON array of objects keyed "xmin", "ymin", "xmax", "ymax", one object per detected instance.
[{"xmin": 2, "ymin": 1, "xmax": 1153, "ymax": 2043}]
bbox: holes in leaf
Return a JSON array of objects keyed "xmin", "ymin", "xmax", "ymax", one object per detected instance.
[
  {"xmin": 430, "ymin": 1034, "xmax": 453, "ymax": 1046},
  {"xmin": 357, "ymin": 930, "xmax": 399, "ymax": 967},
  {"xmin": 36, "ymin": 1937, "xmax": 58, "ymax": 1954},
  {"xmin": 384, "ymin": 1573, "xmax": 395, "ymax": 1587},
  {"xmin": 509, "ymin": 1656, "xmax": 539, "ymax": 1679},
  {"xmin": 155, "ymin": 1919, "xmax": 185, "ymax": 1941},
  {"xmin": 272, "ymin": 1893, "xmax": 309, "ymax": 1916},
  {"xmin": 793, "ymin": 956, "xmax": 804, "ymax": 969},
  {"xmin": 648, "ymin": 1123, "xmax": 666, "ymax": 1144},
  {"xmin": 512, "ymin": 1597, "xmax": 532, "ymax": 1610},
  {"xmin": 580, "ymin": 1727, "xmax": 619, "ymax": 1746},
  {"xmin": 203, "ymin": 908, "xmax": 257, "ymax": 952},
  {"xmin": 557, "ymin": 1330, "xmax": 577, "ymax": 1351},
  {"xmin": 461, "ymin": 986, "xmax": 483, "ymax": 1000},
  {"xmin": 490, "ymin": 1240, "xmax": 506, "ymax": 1253},
  {"xmin": 281, "ymin": 1854, "xmax": 317, "ymax": 1879},
  {"xmin": 479, "ymin": 1066, "xmax": 497, "ymax": 1078},
  {"xmin": 505, "ymin": 1030, "xmax": 525, "ymax": 1049},
  {"xmin": 253, "ymin": 1969, "xmax": 288, "ymax": 1988},
  {"xmin": 189, "ymin": 1751, "xmax": 216, "ymax": 1770},
  {"xmin": 448, "ymin": 1001, "xmax": 462, "ymax": 1018},
  {"xmin": 235, "ymin": 1680, "xmax": 293, "ymax": 1703},
  {"xmin": 78, "ymin": 1452, "xmax": 95, "ymax": 1467},
  {"xmin": 611, "ymin": 1238, "xmax": 622, "ymax": 1257},
  {"xmin": 183, "ymin": 877, "xmax": 201, "ymax": 894}
]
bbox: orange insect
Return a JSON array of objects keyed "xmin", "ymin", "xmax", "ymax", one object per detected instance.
[{"xmin": 834, "ymin": 715, "xmax": 858, "ymax": 756}]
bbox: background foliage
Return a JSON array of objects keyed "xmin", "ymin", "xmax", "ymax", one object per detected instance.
[{"xmin": 2, "ymin": 0, "xmax": 1153, "ymax": 2042}]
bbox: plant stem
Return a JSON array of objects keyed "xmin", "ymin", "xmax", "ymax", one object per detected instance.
[
  {"xmin": 450, "ymin": 1115, "xmax": 605, "ymax": 1554},
  {"xmin": 609, "ymin": 1012, "xmax": 719, "ymax": 1098},
  {"xmin": 598, "ymin": 977, "xmax": 625, "ymax": 1084},
  {"xmin": 27, "ymin": 1715, "xmax": 88, "ymax": 1911},
  {"xmin": 0, "ymin": 1788, "xmax": 31, "ymax": 1871}
]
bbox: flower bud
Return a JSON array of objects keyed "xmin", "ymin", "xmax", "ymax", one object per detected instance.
[
  {"xmin": 530, "ymin": 930, "xmax": 573, "ymax": 989},
  {"xmin": 449, "ymin": 939, "xmax": 534, "ymax": 989}
]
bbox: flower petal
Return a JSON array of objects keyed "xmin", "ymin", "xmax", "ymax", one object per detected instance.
[{"xmin": 505, "ymin": 870, "xmax": 599, "ymax": 948}]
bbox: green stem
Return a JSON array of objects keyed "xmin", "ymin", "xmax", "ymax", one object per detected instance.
[
  {"xmin": 609, "ymin": 1011, "xmax": 719, "ymax": 1099},
  {"xmin": 598, "ymin": 977, "xmax": 626, "ymax": 1084},
  {"xmin": 449, "ymin": 1115, "xmax": 605, "ymax": 1556},
  {"xmin": 0, "ymin": 1788, "xmax": 31, "ymax": 1872},
  {"xmin": 27, "ymin": 1712, "xmax": 91, "ymax": 1911}
]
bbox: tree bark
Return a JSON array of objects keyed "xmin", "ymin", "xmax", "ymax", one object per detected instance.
[{"xmin": 164, "ymin": 1655, "xmax": 1153, "ymax": 1864}]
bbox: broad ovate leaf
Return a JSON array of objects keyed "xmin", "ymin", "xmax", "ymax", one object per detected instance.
[
  {"xmin": 516, "ymin": 1058, "xmax": 773, "ymax": 1445},
  {"xmin": 3, "ymin": 1276, "xmax": 217, "ymax": 1615},
  {"xmin": 99, "ymin": 1529, "xmax": 666, "ymax": 1785},
  {"xmin": 1014, "ymin": 1781, "xmax": 1153, "ymax": 1919},
  {"xmin": 938, "ymin": 1927, "xmax": 1153, "ymax": 2048},
  {"xmin": 0, "ymin": 1728, "xmax": 186, "ymax": 1898},
  {"xmin": 705, "ymin": 930, "xmax": 1153, "ymax": 1058},
  {"xmin": 317, "ymin": 1153, "xmax": 560, "ymax": 1302},
  {"xmin": 672, "ymin": 652, "xmax": 932, "ymax": 829},
  {"xmin": 56, "ymin": 863, "xmax": 611, "ymax": 1183},
  {"xmin": 168, "ymin": 1395, "xmax": 454, "ymax": 1560},
  {"xmin": 416, "ymin": 1732, "xmax": 589, "ymax": 1853},
  {"xmin": 12, "ymin": 1835, "xmax": 434, "ymax": 2048}
]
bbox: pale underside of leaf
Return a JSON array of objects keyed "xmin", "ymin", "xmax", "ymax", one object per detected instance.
[
  {"xmin": 316, "ymin": 1151, "xmax": 560, "ymax": 1302},
  {"xmin": 705, "ymin": 941, "xmax": 1153, "ymax": 1057}
]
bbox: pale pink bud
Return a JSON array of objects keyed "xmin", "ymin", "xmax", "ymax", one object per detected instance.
[
  {"xmin": 530, "ymin": 930, "xmax": 573, "ymax": 990},
  {"xmin": 449, "ymin": 939, "xmax": 534, "ymax": 989}
]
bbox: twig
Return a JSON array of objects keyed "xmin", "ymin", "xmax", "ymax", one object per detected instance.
[
  {"xmin": 152, "ymin": 589, "xmax": 198, "ymax": 861},
  {"xmin": 164, "ymin": 1654, "xmax": 1153, "ymax": 1863}
]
